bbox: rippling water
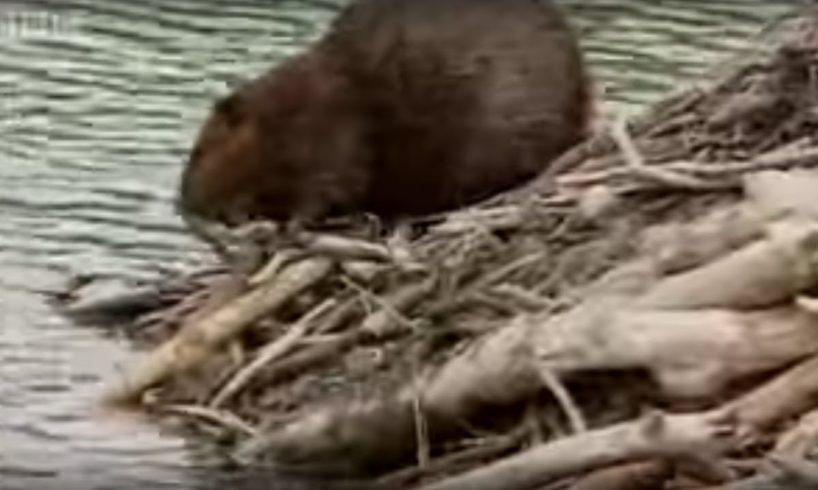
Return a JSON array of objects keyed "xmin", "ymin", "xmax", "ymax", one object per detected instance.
[{"xmin": 0, "ymin": 1, "xmax": 799, "ymax": 488}]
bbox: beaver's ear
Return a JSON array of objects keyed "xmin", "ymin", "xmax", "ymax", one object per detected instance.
[{"xmin": 214, "ymin": 94, "xmax": 243, "ymax": 126}]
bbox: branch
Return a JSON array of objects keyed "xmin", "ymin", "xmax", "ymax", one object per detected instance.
[
  {"xmin": 416, "ymin": 410, "xmax": 736, "ymax": 490},
  {"xmin": 104, "ymin": 258, "xmax": 332, "ymax": 405}
]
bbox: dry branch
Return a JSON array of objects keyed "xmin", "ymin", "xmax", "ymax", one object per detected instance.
[
  {"xmin": 635, "ymin": 221, "xmax": 818, "ymax": 309},
  {"xmin": 416, "ymin": 410, "xmax": 737, "ymax": 490},
  {"xmin": 104, "ymin": 258, "xmax": 332, "ymax": 404},
  {"xmin": 156, "ymin": 403, "xmax": 257, "ymax": 437},
  {"xmin": 234, "ymin": 278, "xmax": 435, "ymax": 390},
  {"xmin": 208, "ymin": 298, "xmax": 339, "ymax": 408},
  {"xmin": 566, "ymin": 461, "xmax": 672, "ymax": 490},
  {"xmin": 378, "ymin": 428, "xmax": 529, "ymax": 489},
  {"xmin": 729, "ymin": 354, "xmax": 818, "ymax": 440}
]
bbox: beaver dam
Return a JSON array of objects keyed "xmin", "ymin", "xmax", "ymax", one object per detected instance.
[{"xmin": 58, "ymin": 6, "xmax": 818, "ymax": 490}]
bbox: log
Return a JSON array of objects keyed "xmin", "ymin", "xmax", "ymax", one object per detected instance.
[
  {"xmin": 416, "ymin": 410, "xmax": 736, "ymax": 490},
  {"xmin": 104, "ymin": 258, "xmax": 332, "ymax": 404},
  {"xmin": 565, "ymin": 461, "xmax": 671, "ymax": 490},
  {"xmin": 774, "ymin": 408, "xmax": 818, "ymax": 457},
  {"xmin": 729, "ymin": 354, "xmax": 818, "ymax": 439},
  {"xmin": 230, "ymin": 205, "xmax": 818, "ymax": 475},
  {"xmin": 635, "ymin": 221, "xmax": 818, "ymax": 310},
  {"xmin": 432, "ymin": 305, "xmax": 818, "ymax": 405},
  {"xmin": 714, "ymin": 458, "xmax": 818, "ymax": 490},
  {"xmin": 420, "ymin": 345, "xmax": 818, "ymax": 490},
  {"xmin": 230, "ymin": 304, "xmax": 818, "ymax": 476}
]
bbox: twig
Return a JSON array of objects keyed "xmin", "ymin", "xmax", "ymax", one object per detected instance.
[
  {"xmin": 413, "ymin": 387, "xmax": 431, "ymax": 469},
  {"xmin": 158, "ymin": 403, "xmax": 257, "ymax": 437},
  {"xmin": 208, "ymin": 298, "xmax": 339, "ymax": 408},
  {"xmin": 248, "ymin": 248, "xmax": 304, "ymax": 286},
  {"xmin": 293, "ymin": 231, "xmax": 396, "ymax": 263},
  {"xmin": 416, "ymin": 410, "xmax": 737, "ymax": 490},
  {"xmin": 104, "ymin": 258, "xmax": 333, "ymax": 405},
  {"xmin": 558, "ymin": 146, "xmax": 818, "ymax": 189},
  {"xmin": 342, "ymin": 276, "xmax": 428, "ymax": 334},
  {"xmin": 537, "ymin": 366, "xmax": 587, "ymax": 434},
  {"xmin": 234, "ymin": 279, "xmax": 436, "ymax": 388},
  {"xmin": 312, "ymin": 295, "xmax": 361, "ymax": 334},
  {"xmin": 379, "ymin": 427, "xmax": 528, "ymax": 488},
  {"xmin": 488, "ymin": 284, "xmax": 552, "ymax": 312},
  {"xmin": 431, "ymin": 205, "xmax": 527, "ymax": 235},
  {"xmin": 609, "ymin": 115, "xmax": 718, "ymax": 190},
  {"xmin": 469, "ymin": 252, "xmax": 547, "ymax": 291}
]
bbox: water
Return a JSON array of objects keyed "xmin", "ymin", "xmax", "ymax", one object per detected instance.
[{"xmin": 0, "ymin": 1, "xmax": 800, "ymax": 488}]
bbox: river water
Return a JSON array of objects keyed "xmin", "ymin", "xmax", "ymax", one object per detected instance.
[{"xmin": 0, "ymin": 1, "xmax": 800, "ymax": 489}]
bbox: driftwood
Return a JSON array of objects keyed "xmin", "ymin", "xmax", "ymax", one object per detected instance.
[
  {"xmin": 566, "ymin": 461, "xmax": 672, "ymax": 490},
  {"xmin": 711, "ymin": 458, "xmax": 818, "ymax": 490},
  {"xmin": 234, "ymin": 195, "xmax": 818, "ymax": 476},
  {"xmin": 55, "ymin": 5, "xmax": 818, "ymax": 489},
  {"xmin": 416, "ymin": 349, "xmax": 818, "ymax": 490},
  {"xmin": 417, "ymin": 410, "xmax": 736, "ymax": 490},
  {"xmin": 105, "ymin": 258, "xmax": 332, "ymax": 404}
]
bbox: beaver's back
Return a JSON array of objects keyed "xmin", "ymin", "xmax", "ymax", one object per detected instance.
[
  {"xmin": 325, "ymin": 0, "xmax": 590, "ymax": 214},
  {"xmin": 178, "ymin": 0, "xmax": 590, "ymax": 228}
]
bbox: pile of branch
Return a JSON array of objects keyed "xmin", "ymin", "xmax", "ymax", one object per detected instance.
[{"xmin": 59, "ymin": 6, "xmax": 818, "ymax": 490}]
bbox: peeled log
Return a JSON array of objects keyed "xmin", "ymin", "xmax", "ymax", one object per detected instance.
[
  {"xmin": 635, "ymin": 221, "xmax": 818, "ymax": 310},
  {"xmin": 566, "ymin": 461, "xmax": 672, "ymax": 490},
  {"xmin": 431, "ymin": 305, "xmax": 818, "ymax": 407},
  {"xmin": 234, "ymin": 204, "xmax": 818, "ymax": 475},
  {"xmin": 416, "ymin": 411, "xmax": 736, "ymax": 490},
  {"xmin": 105, "ymin": 258, "xmax": 332, "ymax": 405},
  {"xmin": 234, "ymin": 303, "xmax": 818, "ymax": 475}
]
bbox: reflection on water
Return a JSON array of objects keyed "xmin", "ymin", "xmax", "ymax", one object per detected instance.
[{"xmin": 0, "ymin": 0, "xmax": 798, "ymax": 488}]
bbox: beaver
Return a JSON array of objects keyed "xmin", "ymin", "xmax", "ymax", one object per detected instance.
[{"xmin": 178, "ymin": 0, "xmax": 591, "ymax": 232}]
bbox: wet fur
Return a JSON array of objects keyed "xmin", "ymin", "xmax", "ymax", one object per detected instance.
[{"xmin": 179, "ymin": 0, "xmax": 591, "ymax": 226}]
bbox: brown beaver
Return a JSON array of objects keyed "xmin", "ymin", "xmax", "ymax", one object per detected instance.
[{"xmin": 178, "ymin": 0, "xmax": 591, "ymax": 230}]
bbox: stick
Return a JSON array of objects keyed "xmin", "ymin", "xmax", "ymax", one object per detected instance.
[
  {"xmin": 558, "ymin": 146, "xmax": 818, "ymax": 189},
  {"xmin": 636, "ymin": 221, "xmax": 818, "ymax": 309},
  {"xmin": 104, "ymin": 258, "xmax": 332, "ymax": 405},
  {"xmin": 610, "ymin": 115, "xmax": 716, "ymax": 190},
  {"xmin": 538, "ymin": 366, "xmax": 587, "ymax": 434},
  {"xmin": 416, "ymin": 410, "xmax": 736, "ymax": 490},
  {"xmin": 379, "ymin": 428, "xmax": 528, "ymax": 488},
  {"xmin": 729, "ymin": 354, "xmax": 818, "ymax": 439},
  {"xmin": 208, "ymin": 298, "xmax": 338, "ymax": 408},
  {"xmin": 235, "ymin": 279, "xmax": 435, "ymax": 389},
  {"xmin": 157, "ymin": 403, "xmax": 257, "ymax": 437},
  {"xmin": 293, "ymin": 231, "xmax": 395, "ymax": 263}
]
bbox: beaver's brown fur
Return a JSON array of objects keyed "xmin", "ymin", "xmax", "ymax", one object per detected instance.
[{"xmin": 178, "ymin": 0, "xmax": 591, "ymax": 227}]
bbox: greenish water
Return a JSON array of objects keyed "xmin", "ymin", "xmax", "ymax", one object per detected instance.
[{"xmin": 0, "ymin": 1, "xmax": 800, "ymax": 488}]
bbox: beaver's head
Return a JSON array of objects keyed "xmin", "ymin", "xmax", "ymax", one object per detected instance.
[
  {"xmin": 179, "ymin": 89, "xmax": 292, "ymax": 227},
  {"xmin": 177, "ymin": 52, "xmax": 370, "ymax": 238}
]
